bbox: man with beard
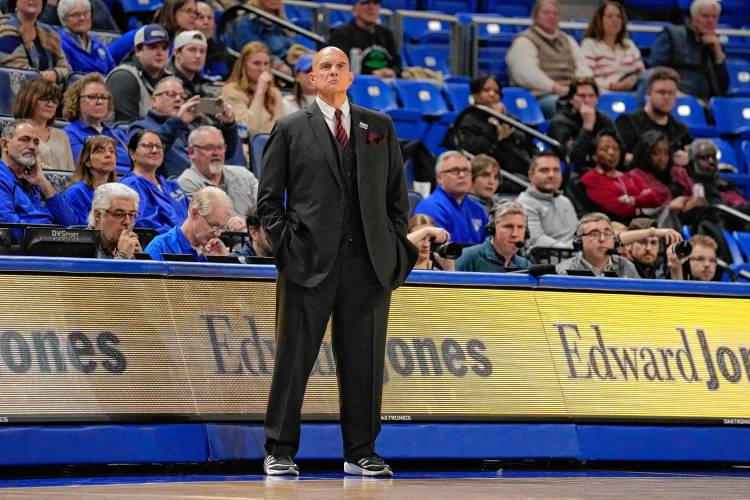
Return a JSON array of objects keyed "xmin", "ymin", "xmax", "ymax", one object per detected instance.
[
  {"xmin": 627, "ymin": 217, "xmax": 688, "ymax": 279},
  {"xmin": 88, "ymin": 183, "xmax": 142, "ymax": 260},
  {"xmin": 0, "ymin": 120, "xmax": 75, "ymax": 226},
  {"xmin": 178, "ymin": 126, "xmax": 256, "ymax": 232},
  {"xmin": 616, "ymin": 67, "xmax": 692, "ymax": 165},
  {"xmin": 516, "ymin": 151, "xmax": 578, "ymax": 249}
]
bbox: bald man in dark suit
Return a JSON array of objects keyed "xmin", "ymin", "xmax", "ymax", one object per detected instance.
[{"xmin": 257, "ymin": 46, "xmax": 417, "ymax": 477}]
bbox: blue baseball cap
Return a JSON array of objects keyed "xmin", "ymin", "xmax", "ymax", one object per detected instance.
[
  {"xmin": 293, "ymin": 54, "xmax": 314, "ymax": 73},
  {"xmin": 134, "ymin": 24, "xmax": 169, "ymax": 48}
]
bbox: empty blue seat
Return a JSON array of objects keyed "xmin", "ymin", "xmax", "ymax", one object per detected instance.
[
  {"xmin": 408, "ymin": 190, "xmax": 423, "ymax": 216},
  {"xmin": 501, "ymin": 87, "xmax": 544, "ymax": 127},
  {"xmin": 285, "ymin": 4, "xmax": 314, "ymax": 30},
  {"xmin": 443, "ymin": 81, "xmax": 471, "ymax": 112},
  {"xmin": 727, "ymin": 63, "xmax": 750, "ymax": 97},
  {"xmin": 724, "ymin": 229, "xmax": 744, "ymax": 264},
  {"xmin": 672, "ymin": 95, "xmax": 718, "ymax": 137},
  {"xmin": 420, "ymin": 0, "xmax": 478, "ymax": 15},
  {"xmin": 732, "ymin": 231, "xmax": 750, "ymax": 262},
  {"xmin": 596, "ymin": 92, "xmax": 638, "ymax": 120},
  {"xmin": 392, "ymin": 79, "xmax": 453, "ymax": 153},
  {"xmin": 0, "ymin": 68, "xmax": 39, "ymax": 116},
  {"xmin": 480, "ymin": 1, "xmax": 530, "ymax": 16},
  {"xmin": 382, "ymin": 0, "xmax": 418, "ymax": 9},
  {"xmin": 116, "ymin": 0, "xmax": 163, "ymax": 13},
  {"xmin": 349, "ymin": 76, "xmax": 423, "ymax": 140},
  {"xmin": 710, "ymin": 97, "xmax": 750, "ymax": 137},
  {"xmin": 329, "ymin": 10, "xmax": 353, "ymax": 30},
  {"xmin": 402, "ymin": 15, "xmax": 452, "ymax": 45},
  {"xmin": 740, "ymin": 140, "xmax": 750, "ymax": 173},
  {"xmin": 250, "ymin": 134, "xmax": 269, "ymax": 179},
  {"xmin": 402, "ymin": 44, "xmax": 451, "ymax": 75}
]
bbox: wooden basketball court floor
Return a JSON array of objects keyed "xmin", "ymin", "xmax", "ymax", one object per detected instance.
[{"xmin": 1, "ymin": 469, "xmax": 750, "ymax": 499}]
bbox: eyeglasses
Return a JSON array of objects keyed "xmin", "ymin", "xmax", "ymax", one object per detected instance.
[
  {"xmin": 201, "ymin": 213, "xmax": 227, "ymax": 232},
  {"xmin": 104, "ymin": 209, "xmax": 139, "ymax": 220},
  {"xmin": 690, "ymin": 256, "xmax": 718, "ymax": 264},
  {"xmin": 66, "ymin": 10, "xmax": 91, "ymax": 19},
  {"xmin": 192, "ymin": 144, "xmax": 225, "ymax": 153},
  {"xmin": 39, "ymin": 95, "xmax": 57, "ymax": 104},
  {"xmin": 439, "ymin": 167, "xmax": 471, "ymax": 176},
  {"xmin": 154, "ymin": 90, "xmax": 188, "ymax": 100},
  {"xmin": 137, "ymin": 142, "xmax": 163, "ymax": 151},
  {"xmin": 81, "ymin": 94, "xmax": 110, "ymax": 103},
  {"xmin": 582, "ymin": 230, "xmax": 614, "ymax": 239}
]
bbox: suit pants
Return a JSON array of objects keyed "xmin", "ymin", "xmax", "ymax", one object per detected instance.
[{"xmin": 264, "ymin": 240, "xmax": 391, "ymax": 461}]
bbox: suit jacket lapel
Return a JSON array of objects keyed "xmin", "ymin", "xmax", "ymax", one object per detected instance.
[
  {"xmin": 307, "ymin": 103, "xmax": 343, "ymax": 190},
  {"xmin": 351, "ymin": 105, "xmax": 375, "ymax": 191}
]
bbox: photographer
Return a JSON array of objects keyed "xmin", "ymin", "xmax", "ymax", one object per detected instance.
[
  {"xmin": 407, "ymin": 214, "xmax": 454, "ymax": 271},
  {"xmin": 455, "ymin": 201, "xmax": 531, "ymax": 273},
  {"xmin": 624, "ymin": 217, "xmax": 686, "ymax": 279},
  {"xmin": 129, "ymin": 77, "xmax": 241, "ymax": 179},
  {"xmin": 668, "ymin": 234, "xmax": 719, "ymax": 281}
]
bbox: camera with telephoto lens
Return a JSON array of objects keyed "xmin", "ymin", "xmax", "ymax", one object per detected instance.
[
  {"xmin": 674, "ymin": 240, "xmax": 692, "ymax": 259},
  {"xmin": 430, "ymin": 241, "xmax": 462, "ymax": 260}
]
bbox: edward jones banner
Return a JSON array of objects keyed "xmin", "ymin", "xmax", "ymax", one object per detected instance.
[{"xmin": 0, "ymin": 270, "xmax": 747, "ymax": 424}]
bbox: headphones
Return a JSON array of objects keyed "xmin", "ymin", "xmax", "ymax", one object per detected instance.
[
  {"xmin": 485, "ymin": 200, "xmax": 525, "ymax": 235},
  {"xmin": 573, "ymin": 215, "xmax": 621, "ymax": 252}
]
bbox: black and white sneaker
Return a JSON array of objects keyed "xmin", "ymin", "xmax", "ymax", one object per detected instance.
[
  {"xmin": 344, "ymin": 455, "xmax": 393, "ymax": 477},
  {"xmin": 263, "ymin": 455, "xmax": 299, "ymax": 476}
]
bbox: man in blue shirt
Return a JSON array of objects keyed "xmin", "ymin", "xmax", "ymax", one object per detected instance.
[
  {"xmin": 0, "ymin": 120, "xmax": 75, "ymax": 229},
  {"xmin": 456, "ymin": 200, "xmax": 531, "ymax": 272},
  {"xmin": 414, "ymin": 150, "xmax": 487, "ymax": 244},
  {"xmin": 145, "ymin": 186, "xmax": 231, "ymax": 261}
]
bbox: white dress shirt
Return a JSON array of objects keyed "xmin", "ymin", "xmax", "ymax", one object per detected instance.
[{"xmin": 316, "ymin": 96, "xmax": 351, "ymax": 139}]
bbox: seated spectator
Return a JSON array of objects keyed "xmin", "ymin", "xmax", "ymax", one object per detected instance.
[
  {"xmin": 616, "ymin": 67, "xmax": 692, "ymax": 164},
  {"xmin": 56, "ymin": 0, "xmax": 115, "ymax": 75},
  {"xmin": 683, "ymin": 234, "xmax": 719, "ymax": 281},
  {"xmin": 284, "ymin": 54, "xmax": 316, "ymax": 112},
  {"xmin": 36, "ymin": 0, "xmax": 117, "ymax": 32},
  {"xmin": 414, "ymin": 151, "xmax": 487, "ymax": 244},
  {"xmin": 64, "ymin": 135, "xmax": 117, "ymax": 225},
  {"xmin": 178, "ymin": 125, "xmax": 257, "ymax": 230},
  {"xmin": 688, "ymin": 139, "xmax": 750, "ymax": 213},
  {"xmin": 0, "ymin": 0, "xmax": 71, "ymax": 83},
  {"xmin": 154, "ymin": 0, "xmax": 198, "ymax": 40},
  {"xmin": 106, "ymin": 24, "xmax": 170, "ymax": 122},
  {"xmin": 505, "ymin": 0, "xmax": 592, "ymax": 117},
  {"xmin": 220, "ymin": 41, "xmax": 294, "ymax": 136},
  {"xmin": 88, "ymin": 182, "xmax": 143, "ymax": 259},
  {"xmin": 327, "ymin": 0, "xmax": 401, "ymax": 78},
  {"xmin": 455, "ymin": 200, "xmax": 531, "ymax": 272},
  {"xmin": 626, "ymin": 217, "xmax": 684, "ymax": 279},
  {"xmin": 130, "ymin": 77, "xmax": 242, "ymax": 179},
  {"xmin": 517, "ymin": 151, "xmax": 578, "ymax": 249},
  {"xmin": 580, "ymin": 1, "xmax": 644, "ymax": 93},
  {"xmin": 548, "ymin": 77, "xmax": 618, "ymax": 171},
  {"xmin": 233, "ymin": 0, "xmax": 301, "ymax": 74},
  {"xmin": 165, "ymin": 30, "xmax": 218, "ymax": 98},
  {"xmin": 628, "ymin": 130, "xmax": 705, "ymax": 216},
  {"xmin": 468, "ymin": 154, "xmax": 501, "ymax": 214},
  {"xmin": 12, "ymin": 77, "xmax": 74, "ymax": 172},
  {"xmin": 556, "ymin": 212, "xmax": 639, "ymax": 277},
  {"xmin": 62, "ymin": 73, "xmax": 131, "ymax": 174},
  {"xmin": 581, "ymin": 130, "xmax": 662, "ymax": 221},
  {"xmin": 406, "ymin": 214, "xmax": 453, "ymax": 271},
  {"xmin": 145, "ymin": 185, "xmax": 231, "ymax": 261},
  {"xmin": 0, "ymin": 120, "xmax": 74, "ymax": 226},
  {"xmin": 648, "ymin": 0, "xmax": 727, "ymax": 101},
  {"xmin": 441, "ymin": 76, "xmax": 536, "ymax": 187},
  {"xmin": 121, "ymin": 130, "xmax": 189, "ymax": 233},
  {"xmin": 233, "ymin": 207, "xmax": 271, "ymax": 259},
  {"xmin": 195, "ymin": 1, "xmax": 235, "ymax": 80}
]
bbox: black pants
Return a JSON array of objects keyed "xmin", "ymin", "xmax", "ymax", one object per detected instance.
[{"xmin": 264, "ymin": 241, "xmax": 391, "ymax": 461}]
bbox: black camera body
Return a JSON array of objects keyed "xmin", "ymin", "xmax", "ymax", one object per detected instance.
[
  {"xmin": 674, "ymin": 240, "xmax": 693, "ymax": 259},
  {"xmin": 430, "ymin": 241, "xmax": 462, "ymax": 260}
]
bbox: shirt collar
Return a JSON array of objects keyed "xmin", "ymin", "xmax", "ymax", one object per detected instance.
[{"xmin": 316, "ymin": 96, "xmax": 350, "ymax": 122}]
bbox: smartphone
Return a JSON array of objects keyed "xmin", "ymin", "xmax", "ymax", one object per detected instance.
[{"xmin": 196, "ymin": 97, "xmax": 222, "ymax": 115}]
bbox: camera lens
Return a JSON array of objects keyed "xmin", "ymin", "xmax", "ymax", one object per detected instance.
[
  {"xmin": 431, "ymin": 242, "xmax": 462, "ymax": 260},
  {"xmin": 674, "ymin": 240, "xmax": 692, "ymax": 259}
]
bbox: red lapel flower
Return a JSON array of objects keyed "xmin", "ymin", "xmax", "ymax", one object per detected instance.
[{"xmin": 366, "ymin": 130, "xmax": 387, "ymax": 145}]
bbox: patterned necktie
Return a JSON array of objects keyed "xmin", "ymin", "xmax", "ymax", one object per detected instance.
[{"xmin": 334, "ymin": 108, "xmax": 349, "ymax": 149}]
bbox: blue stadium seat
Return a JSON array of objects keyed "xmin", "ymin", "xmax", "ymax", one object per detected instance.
[
  {"xmin": 727, "ymin": 63, "xmax": 750, "ymax": 97},
  {"xmin": 382, "ymin": 0, "xmax": 418, "ymax": 9},
  {"xmin": 116, "ymin": 0, "xmax": 163, "ymax": 13},
  {"xmin": 477, "ymin": 46, "xmax": 509, "ymax": 85},
  {"xmin": 672, "ymin": 95, "xmax": 719, "ymax": 137},
  {"xmin": 732, "ymin": 231, "xmax": 750, "ymax": 262},
  {"xmin": 420, "ymin": 0, "xmax": 479, "ymax": 15},
  {"xmin": 710, "ymin": 97, "xmax": 750, "ymax": 137},
  {"xmin": 0, "ymin": 68, "xmax": 39, "ymax": 116},
  {"xmin": 402, "ymin": 15, "xmax": 451, "ymax": 45},
  {"xmin": 285, "ymin": 4, "xmax": 314, "ymax": 30},
  {"xmin": 596, "ymin": 92, "xmax": 638, "ymax": 121},
  {"xmin": 392, "ymin": 79, "xmax": 453, "ymax": 153},
  {"xmin": 479, "ymin": 0, "xmax": 530, "ymax": 16},
  {"xmin": 349, "ymin": 76, "xmax": 423, "ymax": 140},
  {"xmin": 501, "ymin": 87, "xmax": 545, "ymax": 127},
  {"xmin": 443, "ymin": 81, "xmax": 471, "ymax": 112},
  {"xmin": 250, "ymin": 134, "xmax": 269, "ymax": 178},
  {"xmin": 408, "ymin": 190, "xmax": 423, "ymax": 216},
  {"xmin": 456, "ymin": 13, "xmax": 517, "ymax": 47},
  {"xmin": 329, "ymin": 10, "xmax": 353, "ymax": 30},
  {"xmin": 723, "ymin": 229, "xmax": 744, "ymax": 264},
  {"xmin": 402, "ymin": 44, "xmax": 451, "ymax": 75},
  {"xmin": 741, "ymin": 140, "xmax": 750, "ymax": 173}
]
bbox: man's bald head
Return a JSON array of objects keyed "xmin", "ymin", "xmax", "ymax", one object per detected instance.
[{"xmin": 309, "ymin": 46, "xmax": 354, "ymax": 106}]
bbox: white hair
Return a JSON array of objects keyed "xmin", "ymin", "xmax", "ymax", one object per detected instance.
[
  {"xmin": 434, "ymin": 150, "xmax": 468, "ymax": 175},
  {"xmin": 88, "ymin": 183, "xmax": 139, "ymax": 227},
  {"xmin": 690, "ymin": 0, "xmax": 721, "ymax": 18},
  {"xmin": 57, "ymin": 0, "xmax": 91, "ymax": 26},
  {"xmin": 188, "ymin": 125, "xmax": 223, "ymax": 147},
  {"xmin": 190, "ymin": 186, "xmax": 230, "ymax": 217}
]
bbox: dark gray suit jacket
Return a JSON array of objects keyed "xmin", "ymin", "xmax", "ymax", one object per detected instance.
[{"xmin": 257, "ymin": 101, "xmax": 417, "ymax": 289}]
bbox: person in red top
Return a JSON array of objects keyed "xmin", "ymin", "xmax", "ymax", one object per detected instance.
[
  {"xmin": 581, "ymin": 130, "xmax": 662, "ymax": 221},
  {"xmin": 627, "ymin": 130, "xmax": 706, "ymax": 216}
]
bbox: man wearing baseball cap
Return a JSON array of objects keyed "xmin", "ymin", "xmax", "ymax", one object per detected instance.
[
  {"xmin": 106, "ymin": 24, "xmax": 170, "ymax": 122},
  {"xmin": 166, "ymin": 30, "xmax": 217, "ymax": 98}
]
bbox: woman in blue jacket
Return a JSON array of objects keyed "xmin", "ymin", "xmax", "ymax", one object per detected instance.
[
  {"xmin": 64, "ymin": 135, "xmax": 118, "ymax": 226},
  {"xmin": 56, "ymin": 0, "xmax": 115, "ymax": 75}
]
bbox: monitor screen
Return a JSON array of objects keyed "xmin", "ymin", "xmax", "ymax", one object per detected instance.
[
  {"xmin": 161, "ymin": 253, "xmax": 197, "ymax": 262},
  {"xmin": 22, "ymin": 227, "xmax": 98, "ymax": 258}
]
